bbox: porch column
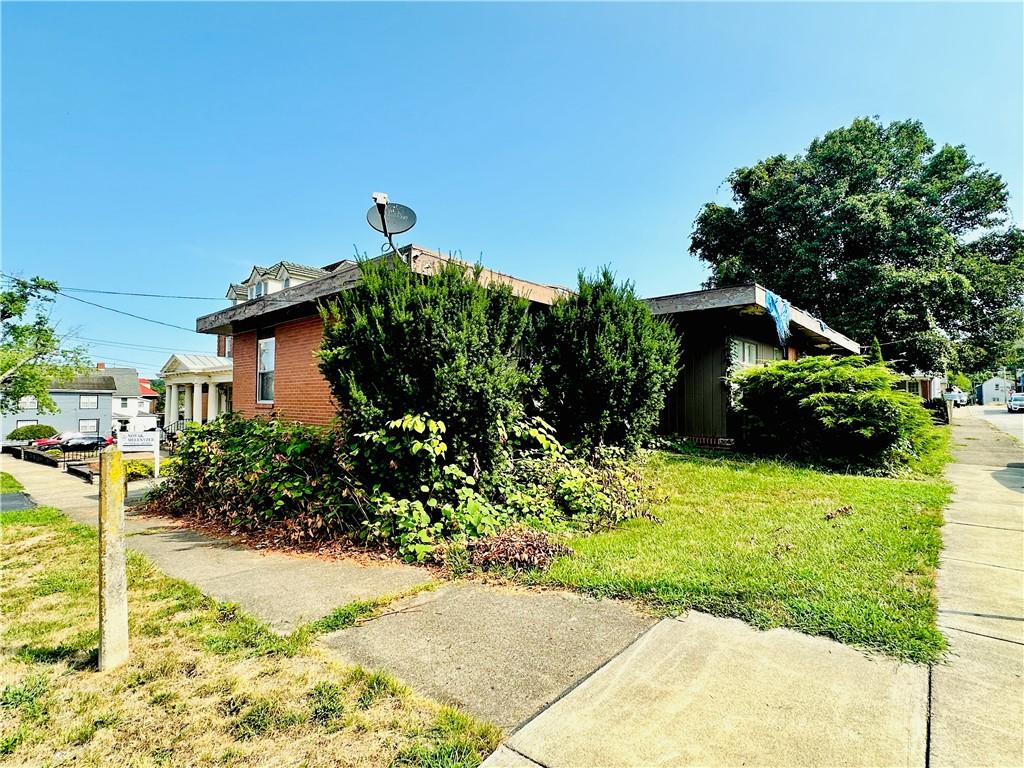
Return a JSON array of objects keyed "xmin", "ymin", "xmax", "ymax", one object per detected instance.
[
  {"xmin": 166, "ymin": 383, "xmax": 178, "ymax": 423},
  {"xmin": 208, "ymin": 385, "xmax": 220, "ymax": 421},
  {"xmin": 191, "ymin": 382, "xmax": 204, "ymax": 423},
  {"xmin": 182, "ymin": 383, "xmax": 193, "ymax": 423}
]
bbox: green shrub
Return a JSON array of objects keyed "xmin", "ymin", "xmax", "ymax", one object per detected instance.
[
  {"xmin": 5, "ymin": 424, "xmax": 57, "ymax": 441},
  {"xmin": 318, "ymin": 257, "xmax": 536, "ymax": 491},
  {"xmin": 123, "ymin": 460, "xmax": 153, "ymax": 481},
  {"xmin": 145, "ymin": 414, "xmax": 364, "ymax": 541},
  {"xmin": 734, "ymin": 356, "xmax": 934, "ymax": 472},
  {"xmin": 537, "ymin": 268, "xmax": 680, "ymax": 451}
]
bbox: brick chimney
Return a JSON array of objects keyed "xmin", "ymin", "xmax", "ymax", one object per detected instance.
[{"xmin": 96, "ymin": 362, "xmax": 106, "ymax": 369}]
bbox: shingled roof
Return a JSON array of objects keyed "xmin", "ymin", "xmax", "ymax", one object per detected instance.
[{"xmin": 50, "ymin": 374, "xmax": 117, "ymax": 393}]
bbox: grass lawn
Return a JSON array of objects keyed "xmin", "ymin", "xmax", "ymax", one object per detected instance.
[
  {"xmin": 538, "ymin": 437, "xmax": 952, "ymax": 663},
  {"xmin": 1, "ymin": 472, "xmax": 24, "ymax": 494},
  {"xmin": 0, "ymin": 507, "xmax": 498, "ymax": 767}
]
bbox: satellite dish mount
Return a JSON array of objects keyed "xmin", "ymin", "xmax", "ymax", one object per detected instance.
[{"xmin": 367, "ymin": 192, "xmax": 417, "ymax": 268}]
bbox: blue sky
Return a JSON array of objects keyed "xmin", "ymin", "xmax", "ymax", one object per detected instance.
[{"xmin": 3, "ymin": 1, "xmax": 1022, "ymax": 377}]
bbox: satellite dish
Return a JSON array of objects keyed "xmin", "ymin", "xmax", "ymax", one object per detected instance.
[{"xmin": 366, "ymin": 202, "xmax": 417, "ymax": 236}]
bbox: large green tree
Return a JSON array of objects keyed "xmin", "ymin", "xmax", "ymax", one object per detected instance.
[
  {"xmin": 690, "ymin": 117, "xmax": 1024, "ymax": 374},
  {"xmin": 1, "ymin": 276, "xmax": 88, "ymax": 414}
]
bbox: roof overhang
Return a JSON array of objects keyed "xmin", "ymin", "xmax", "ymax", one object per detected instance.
[
  {"xmin": 196, "ymin": 246, "xmax": 572, "ymax": 336},
  {"xmin": 646, "ymin": 284, "xmax": 861, "ymax": 355}
]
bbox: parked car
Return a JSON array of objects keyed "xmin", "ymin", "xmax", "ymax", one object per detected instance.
[
  {"xmin": 32, "ymin": 431, "xmax": 85, "ymax": 448},
  {"xmin": 1007, "ymin": 393, "xmax": 1024, "ymax": 413},
  {"xmin": 59, "ymin": 434, "xmax": 114, "ymax": 451}
]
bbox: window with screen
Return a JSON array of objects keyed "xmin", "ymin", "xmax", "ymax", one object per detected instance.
[
  {"xmin": 18, "ymin": 395, "xmax": 37, "ymax": 409},
  {"xmin": 79, "ymin": 395, "xmax": 98, "ymax": 409},
  {"xmin": 79, "ymin": 419, "xmax": 99, "ymax": 433}
]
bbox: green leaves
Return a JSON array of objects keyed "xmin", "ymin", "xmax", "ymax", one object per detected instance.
[
  {"xmin": 691, "ymin": 116, "xmax": 1023, "ymax": 375},
  {"xmin": 537, "ymin": 268, "xmax": 680, "ymax": 451}
]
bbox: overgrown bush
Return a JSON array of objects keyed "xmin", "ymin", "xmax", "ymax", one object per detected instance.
[
  {"xmin": 123, "ymin": 459, "xmax": 153, "ymax": 481},
  {"xmin": 537, "ymin": 268, "xmax": 680, "ymax": 451},
  {"xmin": 734, "ymin": 356, "xmax": 934, "ymax": 472},
  {"xmin": 319, "ymin": 257, "xmax": 536, "ymax": 491},
  {"xmin": 6, "ymin": 424, "xmax": 56, "ymax": 441},
  {"xmin": 146, "ymin": 414, "xmax": 365, "ymax": 542}
]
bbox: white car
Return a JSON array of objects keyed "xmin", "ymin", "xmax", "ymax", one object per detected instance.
[
  {"xmin": 1007, "ymin": 393, "xmax": 1024, "ymax": 413},
  {"xmin": 943, "ymin": 389, "xmax": 968, "ymax": 407}
]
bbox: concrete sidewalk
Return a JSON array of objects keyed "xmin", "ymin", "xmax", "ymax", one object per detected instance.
[
  {"xmin": 930, "ymin": 410, "xmax": 1024, "ymax": 767},
  {"xmin": 1, "ymin": 454, "xmax": 432, "ymax": 631},
  {"xmin": 0, "ymin": 454, "xmax": 654, "ymax": 730}
]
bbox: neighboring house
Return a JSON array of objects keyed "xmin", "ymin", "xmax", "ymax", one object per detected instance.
[
  {"xmin": 138, "ymin": 378, "xmax": 160, "ymax": 414},
  {"xmin": 96, "ymin": 364, "xmax": 160, "ymax": 432},
  {"xmin": 5, "ymin": 374, "xmax": 116, "ymax": 436},
  {"xmin": 646, "ymin": 284, "xmax": 860, "ymax": 445},
  {"xmin": 158, "ymin": 354, "xmax": 233, "ymax": 426},
  {"xmin": 978, "ymin": 377, "xmax": 1015, "ymax": 404},
  {"xmin": 893, "ymin": 373, "xmax": 947, "ymax": 402},
  {"xmin": 196, "ymin": 246, "xmax": 569, "ymax": 425},
  {"xmin": 225, "ymin": 261, "xmax": 335, "ymax": 305}
]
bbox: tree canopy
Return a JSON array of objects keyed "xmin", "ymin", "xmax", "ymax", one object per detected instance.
[
  {"xmin": 690, "ymin": 117, "xmax": 1024, "ymax": 374},
  {"xmin": 1, "ymin": 276, "xmax": 88, "ymax": 414}
]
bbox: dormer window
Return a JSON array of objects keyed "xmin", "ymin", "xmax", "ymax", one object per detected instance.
[
  {"xmin": 248, "ymin": 281, "xmax": 266, "ymax": 300},
  {"xmin": 283, "ymin": 277, "xmax": 291, "ymax": 289}
]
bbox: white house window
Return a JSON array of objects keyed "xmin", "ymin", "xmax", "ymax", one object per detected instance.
[
  {"xmin": 739, "ymin": 341, "xmax": 758, "ymax": 366},
  {"xmin": 908, "ymin": 380, "xmax": 921, "ymax": 397},
  {"xmin": 16, "ymin": 419, "xmax": 38, "ymax": 428},
  {"xmin": 225, "ymin": 336, "xmax": 233, "ymax": 358},
  {"xmin": 79, "ymin": 419, "xmax": 99, "ymax": 434},
  {"xmin": 283, "ymin": 277, "xmax": 291, "ymax": 289},
  {"xmin": 773, "ymin": 348, "xmax": 784, "ymax": 360},
  {"xmin": 257, "ymin": 335, "xmax": 275, "ymax": 403},
  {"xmin": 120, "ymin": 397, "xmax": 129, "ymax": 408},
  {"xmin": 18, "ymin": 395, "xmax": 37, "ymax": 409},
  {"xmin": 248, "ymin": 281, "xmax": 266, "ymax": 300},
  {"xmin": 79, "ymin": 394, "xmax": 98, "ymax": 409}
]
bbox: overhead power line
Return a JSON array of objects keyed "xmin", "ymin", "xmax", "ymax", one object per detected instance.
[
  {"xmin": 68, "ymin": 335, "xmax": 212, "ymax": 355},
  {"xmin": 54, "ymin": 290, "xmax": 198, "ymax": 333}
]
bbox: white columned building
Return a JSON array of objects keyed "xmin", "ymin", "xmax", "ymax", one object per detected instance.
[{"xmin": 159, "ymin": 354, "xmax": 233, "ymax": 430}]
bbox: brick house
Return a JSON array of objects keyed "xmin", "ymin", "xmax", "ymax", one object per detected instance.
[{"xmin": 195, "ymin": 246, "xmax": 570, "ymax": 425}]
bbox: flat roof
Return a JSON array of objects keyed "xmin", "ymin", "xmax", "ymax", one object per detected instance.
[
  {"xmin": 646, "ymin": 284, "xmax": 861, "ymax": 355},
  {"xmin": 196, "ymin": 246, "xmax": 572, "ymax": 336}
]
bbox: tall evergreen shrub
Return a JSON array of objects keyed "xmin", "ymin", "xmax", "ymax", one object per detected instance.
[
  {"xmin": 537, "ymin": 268, "xmax": 680, "ymax": 451},
  {"xmin": 318, "ymin": 257, "xmax": 536, "ymax": 489}
]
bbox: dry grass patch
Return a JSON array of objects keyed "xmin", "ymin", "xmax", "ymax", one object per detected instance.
[{"xmin": 0, "ymin": 507, "xmax": 499, "ymax": 767}]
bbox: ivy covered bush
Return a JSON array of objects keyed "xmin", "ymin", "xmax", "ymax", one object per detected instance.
[
  {"xmin": 733, "ymin": 356, "xmax": 935, "ymax": 473},
  {"xmin": 147, "ymin": 415, "xmax": 364, "ymax": 542},
  {"xmin": 6, "ymin": 424, "xmax": 57, "ymax": 441},
  {"xmin": 537, "ymin": 268, "xmax": 680, "ymax": 451}
]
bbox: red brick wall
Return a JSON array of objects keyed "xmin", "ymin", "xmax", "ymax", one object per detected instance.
[{"xmin": 230, "ymin": 317, "xmax": 336, "ymax": 425}]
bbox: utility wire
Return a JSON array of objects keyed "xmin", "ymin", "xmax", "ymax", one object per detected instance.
[
  {"xmin": 54, "ymin": 290, "xmax": 198, "ymax": 333},
  {"xmin": 68, "ymin": 335, "xmax": 212, "ymax": 355}
]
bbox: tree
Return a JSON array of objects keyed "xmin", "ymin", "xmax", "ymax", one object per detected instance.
[
  {"xmin": 1, "ymin": 276, "xmax": 88, "ymax": 414},
  {"xmin": 537, "ymin": 268, "xmax": 680, "ymax": 451},
  {"xmin": 690, "ymin": 117, "xmax": 1024, "ymax": 375},
  {"xmin": 149, "ymin": 378, "xmax": 166, "ymax": 413},
  {"xmin": 868, "ymin": 337, "xmax": 884, "ymax": 365}
]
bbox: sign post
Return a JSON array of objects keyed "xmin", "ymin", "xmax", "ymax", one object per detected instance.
[{"xmin": 98, "ymin": 446, "xmax": 129, "ymax": 671}]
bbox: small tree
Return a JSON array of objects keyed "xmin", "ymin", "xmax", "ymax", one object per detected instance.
[
  {"xmin": 868, "ymin": 337, "xmax": 884, "ymax": 365},
  {"xmin": 318, "ymin": 257, "xmax": 536, "ymax": 489},
  {"xmin": 1, "ymin": 276, "xmax": 88, "ymax": 414},
  {"xmin": 537, "ymin": 268, "xmax": 680, "ymax": 451}
]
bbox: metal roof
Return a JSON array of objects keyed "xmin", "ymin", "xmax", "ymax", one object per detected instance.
[{"xmin": 159, "ymin": 354, "xmax": 233, "ymax": 375}]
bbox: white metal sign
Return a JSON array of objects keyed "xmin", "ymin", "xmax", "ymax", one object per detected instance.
[{"xmin": 116, "ymin": 431, "xmax": 161, "ymax": 478}]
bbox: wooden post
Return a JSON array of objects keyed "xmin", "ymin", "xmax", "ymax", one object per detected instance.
[{"xmin": 98, "ymin": 446, "xmax": 128, "ymax": 671}]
